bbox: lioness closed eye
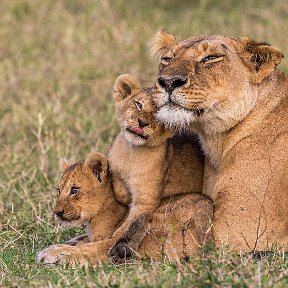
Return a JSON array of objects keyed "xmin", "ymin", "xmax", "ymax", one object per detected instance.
[
  {"xmin": 150, "ymin": 31, "xmax": 288, "ymax": 251},
  {"xmin": 108, "ymin": 74, "xmax": 210, "ymax": 263}
]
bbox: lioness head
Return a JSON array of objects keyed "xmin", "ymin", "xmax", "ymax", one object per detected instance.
[
  {"xmin": 150, "ymin": 31, "xmax": 283, "ymax": 132},
  {"xmin": 114, "ymin": 74, "xmax": 171, "ymax": 146},
  {"xmin": 54, "ymin": 152, "xmax": 110, "ymax": 227}
]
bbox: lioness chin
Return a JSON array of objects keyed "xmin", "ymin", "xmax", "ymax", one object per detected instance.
[{"xmin": 151, "ymin": 30, "xmax": 288, "ymax": 252}]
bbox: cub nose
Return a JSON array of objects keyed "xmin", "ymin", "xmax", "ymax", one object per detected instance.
[
  {"xmin": 138, "ymin": 119, "xmax": 149, "ymax": 128},
  {"xmin": 157, "ymin": 76, "xmax": 187, "ymax": 94},
  {"xmin": 54, "ymin": 209, "xmax": 64, "ymax": 218}
]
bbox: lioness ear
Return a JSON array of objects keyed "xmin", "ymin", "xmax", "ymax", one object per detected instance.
[
  {"xmin": 84, "ymin": 152, "xmax": 109, "ymax": 184},
  {"xmin": 149, "ymin": 30, "xmax": 177, "ymax": 59},
  {"xmin": 239, "ymin": 37, "xmax": 283, "ymax": 83},
  {"xmin": 113, "ymin": 74, "xmax": 141, "ymax": 102},
  {"xmin": 60, "ymin": 159, "xmax": 73, "ymax": 172}
]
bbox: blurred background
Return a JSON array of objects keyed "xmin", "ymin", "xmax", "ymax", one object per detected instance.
[{"xmin": 0, "ymin": 0, "xmax": 287, "ymax": 284}]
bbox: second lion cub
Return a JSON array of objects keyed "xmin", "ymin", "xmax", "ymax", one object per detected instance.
[{"xmin": 108, "ymin": 74, "xmax": 208, "ymax": 262}]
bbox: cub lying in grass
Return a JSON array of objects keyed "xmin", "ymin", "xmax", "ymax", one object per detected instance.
[
  {"xmin": 108, "ymin": 74, "xmax": 208, "ymax": 262},
  {"xmin": 36, "ymin": 152, "xmax": 213, "ymax": 266}
]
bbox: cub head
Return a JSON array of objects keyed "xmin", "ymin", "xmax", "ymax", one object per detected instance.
[
  {"xmin": 114, "ymin": 74, "xmax": 171, "ymax": 146},
  {"xmin": 150, "ymin": 31, "xmax": 283, "ymax": 132},
  {"xmin": 54, "ymin": 152, "xmax": 110, "ymax": 228}
]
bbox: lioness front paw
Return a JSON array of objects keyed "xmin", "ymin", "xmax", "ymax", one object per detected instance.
[
  {"xmin": 36, "ymin": 244, "xmax": 82, "ymax": 266},
  {"xmin": 108, "ymin": 241, "xmax": 134, "ymax": 264}
]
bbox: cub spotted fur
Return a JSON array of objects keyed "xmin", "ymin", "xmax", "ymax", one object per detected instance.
[
  {"xmin": 108, "ymin": 74, "xmax": 207, "ymax": 262},
  {"xmin": 36, "ymin": 153, "xmax": 213, "ymax": 266},
  {"xmin": 151, "ymin": 31, "xmax": 288, "ymax": 251}
]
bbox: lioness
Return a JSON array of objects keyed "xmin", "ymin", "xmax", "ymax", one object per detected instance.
[
  {"xmin": 108, "ymin": 74, "xmax": 207, "ymax": 261},
  {"xmin": 36, "ymin": 152, "xmax": 213, "ymax": 265},
  {"xmin": 150, "ymin": 30, "xmax": 288, "ymax": 251}
]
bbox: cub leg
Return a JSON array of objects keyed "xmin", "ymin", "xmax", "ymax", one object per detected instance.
[
  {"xmin": 109, "ymin": 195, "xmax": 161, "ymax": 263},
  {"xmin": 109, "ymin": 152, "xmax": 170, "ymax": 263},
  {"xmin": 109, "ymin": 212, "xmax": 153, "ymax": 263},
  {"xmin": 36, "ymin": 239, "xmax": 114, "ymax": 266},
  {"xmin": 112, "ymin": 173, "xmax": 131, "ymax": 206}
]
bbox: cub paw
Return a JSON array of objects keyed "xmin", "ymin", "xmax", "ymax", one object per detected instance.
[
  {"xmin": 36, "ymin": 245, "xmax": 64, "ymax": 265},
  {"xmin": 109, "ymin": 241, "xmax": 134, "ymax": 264},
  {"xmin": 36, "ymin": 244, "xmax": 79, "ymax": 266}
]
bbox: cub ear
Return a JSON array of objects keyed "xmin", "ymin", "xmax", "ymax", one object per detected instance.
[
  {"xmin": 60, "ymin": 159, "xmax": 73, "ymax": 172},
  {"xmin": 149, "ymin": 30, "xmax": 177, "ymax": 59},
  {"xmin": 113, "ymin": 74, "xmax": 141, "ymax": 102},
  {"xmin": 84, "ymin": 152, "xmax": 109, "ymax": 185},
  {"xmin": 239, "ymin": 37, "xmax": 283, "ymax": 83}
]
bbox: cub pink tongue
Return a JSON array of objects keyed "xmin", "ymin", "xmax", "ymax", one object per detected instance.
[{"xmin": 133, "ymin": 127, "xmax": 144, "ymax": 135}]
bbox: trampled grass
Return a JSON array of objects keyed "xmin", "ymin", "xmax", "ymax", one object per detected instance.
[{"xmin": 1, "ymin": 0, "xmax": 288, "ymax": 287}]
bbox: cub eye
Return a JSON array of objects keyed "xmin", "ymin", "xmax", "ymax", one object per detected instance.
[
  {"xmin": 201, "ymin": 55, "xmax": 224, "ymax": 63},
  {"xmin": 56, "ymin": 187, "xmax": 61, "ymax": 194},
  {"xmin": 70, "ymin": 186, "xmax": 79, "ymax": 195},
  {"xmin": 134, "ymin": 101, "xmax": 143, "ymax": 110}
]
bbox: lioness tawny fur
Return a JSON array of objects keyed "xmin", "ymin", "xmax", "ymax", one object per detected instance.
[{"xmin": 151, "ymin": 31, "xmax": 288, "ymax": 251}]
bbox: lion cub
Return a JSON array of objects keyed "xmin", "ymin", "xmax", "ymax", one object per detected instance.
[
  {"xmin": 36, "ymin": 153, "xmax": 213, "ymax": 266},
  {"xmin": 108, "ymin": 74, "xmax": 205, "ymax": 261}
]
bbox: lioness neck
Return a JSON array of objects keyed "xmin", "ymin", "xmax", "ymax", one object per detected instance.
[{"xmin": 194, "ymin": 70, "xmax": 287, "ymax": 170}]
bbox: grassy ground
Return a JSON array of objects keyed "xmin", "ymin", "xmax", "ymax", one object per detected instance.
[{"xmin": 1, "ymin": 0, "xmax": 288, "ymax": 287}]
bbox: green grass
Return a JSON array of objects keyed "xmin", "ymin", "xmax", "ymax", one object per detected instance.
[{"xmin": 1, "ymin": 0, "xmax": 288, "ymax": 287}]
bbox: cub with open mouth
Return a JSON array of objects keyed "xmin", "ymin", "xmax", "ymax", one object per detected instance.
[{"xmin": 108, "ymin": 74, "xmax": 209, "ymax": 263}]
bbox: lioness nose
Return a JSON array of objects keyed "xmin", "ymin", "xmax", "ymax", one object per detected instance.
[
  {"xmin": 158, "ymin": 76, "xmax": 187, "ymax": 94},
  {"xmin": 55, "ymin": 210, "xmax": 64, "ymax": 217}
]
